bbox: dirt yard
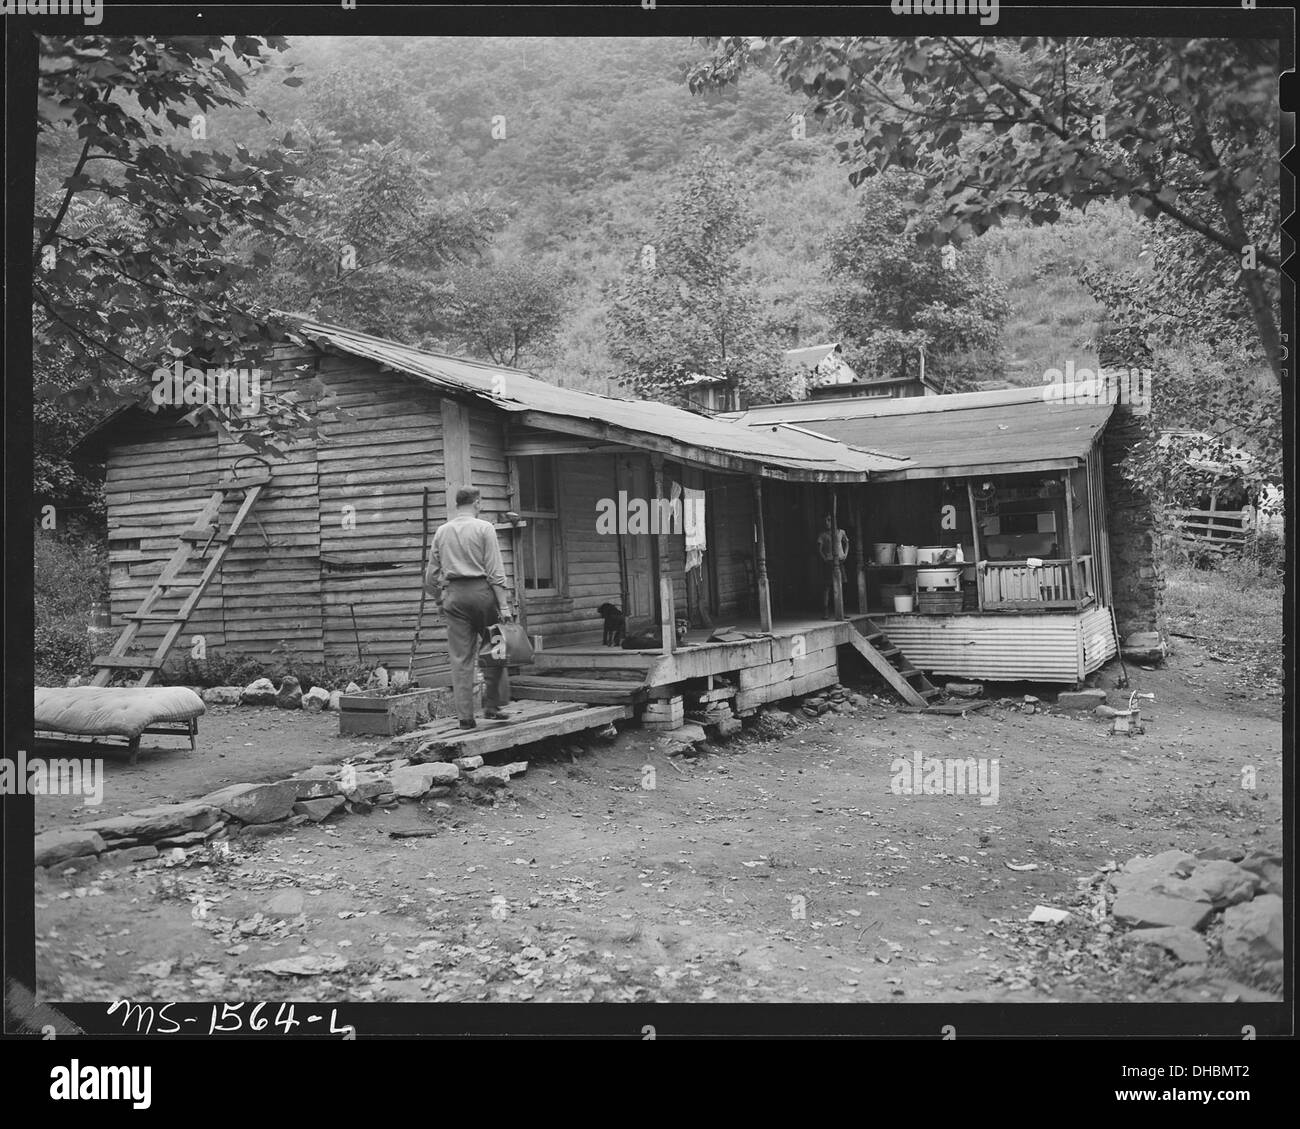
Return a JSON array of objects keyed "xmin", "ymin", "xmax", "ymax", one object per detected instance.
[{"xmin": 34, "ymin": 622, "xmax": 1283, "ymax": 1007}]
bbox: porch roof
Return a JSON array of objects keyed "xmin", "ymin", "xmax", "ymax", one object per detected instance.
[
  {"xmin": 290, "ymin": 318, "xmax": 912, "ymax": 482},
  {"xmin": 723, "ymin": 386, "xmax": 1116, "ymax": 480}
]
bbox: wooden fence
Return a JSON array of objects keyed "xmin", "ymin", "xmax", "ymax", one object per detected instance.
[{"xmin": 1168, "ymin": 507, "xmax": 1249, "ymax": 554}]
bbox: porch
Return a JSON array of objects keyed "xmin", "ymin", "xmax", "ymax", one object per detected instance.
[{"xmin": 512, "ymin": 614, "xmax": 858, "ymax": 712}]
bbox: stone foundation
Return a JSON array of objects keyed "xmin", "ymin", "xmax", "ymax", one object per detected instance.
[{"xmin": 1103, "ymin": 406, "xmax": 1168, "ymax": 640}]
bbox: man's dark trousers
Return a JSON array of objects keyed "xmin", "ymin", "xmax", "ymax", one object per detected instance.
[{"xmin": 442, "ymin": 578, "xmax": 510, "ymax": 723}]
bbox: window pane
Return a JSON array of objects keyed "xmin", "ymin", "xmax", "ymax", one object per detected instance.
[
  {"xmin": 533, "ymin": 518, "xmax": 556, "ymax": 589},
  {"xmin": 535, "ymin": 457, "xmax": 556, "ymax": 511},
  {"xmin": 518, "ymin": 457, "xmax": 536, "ymax": 512}
]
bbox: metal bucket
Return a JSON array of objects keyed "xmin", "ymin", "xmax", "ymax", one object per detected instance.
[
  {"xmin": 872, "ymin": 543, "xmax": 897, "ymax": 565},
  {"xmin": 896, "ymin": 544, "xmax": 919, "ymax": 565},
  {"xmin": 893, "ymin": 594, "xmax": 915, "ymax": 613}
]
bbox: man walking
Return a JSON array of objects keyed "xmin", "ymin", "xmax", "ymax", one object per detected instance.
[{"xmin": 425, "ymin": 487, "xmax": 514, "ymax": 729}]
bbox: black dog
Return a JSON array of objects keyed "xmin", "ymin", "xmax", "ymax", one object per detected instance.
[{"xmin": 597, "ymin": 602, "xmax": 626, "ymax": 647}]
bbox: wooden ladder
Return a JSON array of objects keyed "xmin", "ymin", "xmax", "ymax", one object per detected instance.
[
  {"xmin": 845, "ymin": 619, "xmax": 941, "ymax": 707},
  {"xmin": 90, "ymin": 470, "xmax": 270, "ymax": 687}
]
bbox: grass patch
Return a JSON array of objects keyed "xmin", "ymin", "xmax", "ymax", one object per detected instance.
[{"xmin": 1164, "ymin": 558, "xmax": 1283, "ymax": 684}]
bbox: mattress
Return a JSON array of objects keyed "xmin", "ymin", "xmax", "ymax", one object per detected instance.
[{"xmin": 35, "ymin": 686, "xmax": 206, "ymax": 740}]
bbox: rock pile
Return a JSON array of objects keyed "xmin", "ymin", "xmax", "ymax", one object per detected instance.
[
  {"xmin": 33, "ymin": 752, "xmax": 529, "ymax": 874},
  {"xmin": 799, "ymin": 684, "xmax": 863, "ymax": 719},
  {"xmin": 200, "ymin": 677, "xmax": 338, "ymax": 710},
  {"xmin": 1109, "ymin": 847, "xmax": 1282, "ymax": 977}
]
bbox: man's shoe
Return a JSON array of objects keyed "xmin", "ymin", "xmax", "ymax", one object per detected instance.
[
  {"xmin": 457, "ymin": 720, "xmax": 477, "ymax": 730},
  {"xmin": 483, "ymin": 709, "xmax": 513, "ymax": 721}
]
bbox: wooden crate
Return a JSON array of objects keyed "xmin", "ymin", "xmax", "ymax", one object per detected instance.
[{"xmin": 338, "ymin": 687, "xmax": 458, "ymax": 736}]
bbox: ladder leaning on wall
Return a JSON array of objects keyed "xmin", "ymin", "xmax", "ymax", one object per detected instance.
[{"xmin": 90, "ymin": 463, "xmax": 270, "ymax": 688}]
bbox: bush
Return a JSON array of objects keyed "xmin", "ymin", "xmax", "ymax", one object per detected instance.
[
  {"xmin": 162, "ymin": 652, "xmax": 374, "ymax": 691},
  {"xmin": 34, "ymin": 527, "xmax": 107, "ymax": 685},
  {"xmin": 166, "ymin": 653, "xmax": 267, "ymax": 689}
]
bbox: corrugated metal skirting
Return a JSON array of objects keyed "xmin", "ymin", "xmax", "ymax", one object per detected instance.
[{"xmin": 875, "ymin": 609, "xmax": 1117, "ymax": 683}]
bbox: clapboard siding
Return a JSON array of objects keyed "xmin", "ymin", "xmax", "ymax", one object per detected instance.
[
  {"xmin": 105, "ymin": 416, "xmax": 225, "ymax": 659},
  {"xmin": 217, "ymin": 363, "xmax": 324, "ymax": 662},
  {"xmin": 316, "ymin": 360, "xmax": 445, "ymax": 668}
]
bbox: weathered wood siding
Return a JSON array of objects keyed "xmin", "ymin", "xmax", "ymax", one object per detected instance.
[
  {"xmin": 218, "ymin": 359, "xmax": 324, "ymax": 664},
  {"xmin": 315, "ymin": 355, "xmax": 445, "ymax": 671},
  {"xmin": 105, "ymin": 414, "xmax": 226, "ymax": 659}
]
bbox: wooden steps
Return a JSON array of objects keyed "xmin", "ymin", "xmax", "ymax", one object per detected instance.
[
  {"xmin": 383, "ymin": 700, "xmax": 631, "ymax": 759},
  {"xmin": 509, "ymin": 674, "xmax": 646, "ymax": 705},
  {"xmin": 845, "ymin": 619, "xmax": 941, "ymax": 708}
]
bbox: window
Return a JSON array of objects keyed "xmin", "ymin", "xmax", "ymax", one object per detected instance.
[{"xmin": 516, "ymin": 455, "xmax": 561, "ymax": 594}]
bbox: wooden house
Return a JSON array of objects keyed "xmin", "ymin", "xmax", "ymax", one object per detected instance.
[
  {"xmin": 74, "ymin": 319, "xmax": 916, "ymax": 715},
  {"xmin": 74, "ymin": 320, "xmax": 1159, "ymax": 722}
]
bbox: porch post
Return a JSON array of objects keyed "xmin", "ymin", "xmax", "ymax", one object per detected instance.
[
  {"xmin": 830, "ymin": 487, "xmax": 845, "ymax": 620},
  {"xmin": 503, "ymin": 421, "xmax": 528, "ymax": 637},
  {"xmin": 854, "ymin": 494, "xmax": 869, "ymax": 615},
  {"xmin": 1063, "ymin": 469, "xmax": 1080, "ymax": 609},
  {"xmin": 752, "ymin": 476, "xmax": 773, "ymax": 633},
  {"xmin": 652, "ymin": 454, "xmax": 675, "ymax": 654},
  {"xmin": 966, "ymin": 479, "xmax": 986, "ymax": 612}
]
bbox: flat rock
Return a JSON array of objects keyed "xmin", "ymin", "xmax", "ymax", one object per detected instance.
[
  {"xmin": 500, "ymin": 761, "xmax": 528, "ymax": 778},
  {"xmin": 292, "ymin": 796, "xmax": 345, "ymax": 822},
  {"xmin": 201, "ymin": 686, "xmax": 244, "ymax": 706},
  {"xmin": 100, "ymin": 845, "xmax": 159, "ymax": 867},
  {"xmin": 1110, "ymin": 849, "xmax": 1198, "ymax": 894},
  {"xmin": 1184, "ymin": 860, "xmax": 1260, "ymax": 908},
  {"xmin": 301, "ymin": 686, "xmax": 330, "ymax": 714},
  {"xmin": 288, "ymin": 773, "xmax": 341, "ymax": 800},
  {"xmin": 664, "ymin": 723, "xmax": 707, "ymax": 745},
  {"xmin": 201, "ymin": 781, "xmax": 298, "ymax": 824},
  {"xmin": 945, "ymin": 681, "xmax": 984, "ymax": 699},
  {"xmin": 1220, "ymin": 894, "xmax": 1283, "ymax": 965},
  {"xmin": 33, "ymin": 828, "xmax": 105, "ymax": 868},
  {"xmin": 1237, "ymin": 851, "xmax": 1282, "ymax": 896},
  {"xmin": 328, "ymin": 689, "xmax": 344, "ymax": 712},
  {"xmin": 344, "ymin": 775, "xmax": 391, "ymax": 802},
  {"xmin": 389, "ymin": 765, "xmax": 441, "ymax": 798},
  {"xmin": 241, "ymin": 678, "xmax": 277, "ymax": 706},
  {"xmin": 468, "ymin": 767, "xmax": 511, "ymax": 787},
  {"xmin": 1121, "ymin": 926, "xmax": 1210, "ymax": 964},
  {"xmin": 155, "ymin": 829, "xmax": 211, "ymax": 848},
  {"xmin": 1112, "ymin": 891, "xmax": 1213, "ymax": 932},
  {"xmin": 1057, "ymin": 688, "xmax": 1107, "ymax": 709},
  {"xmin": 81, "ymin": 802, "xmax": 219, "ymax": 842},
  {"xmin": 454, "ymin": 755, "xmax": 484, "ymax": 771}
]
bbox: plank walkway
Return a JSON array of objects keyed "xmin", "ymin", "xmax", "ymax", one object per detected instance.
[{"xmin": 383, "ymin": 700, "xmax": 632, "ymax": 759}]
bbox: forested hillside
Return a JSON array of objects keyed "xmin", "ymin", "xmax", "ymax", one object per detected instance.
[{"xmin": 220, "ymin": 35, "xmax": 1136, "ymax": 392}]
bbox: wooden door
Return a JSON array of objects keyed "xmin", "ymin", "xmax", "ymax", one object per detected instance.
[{"xmin": 619, "ymin": 455, "xmax": 655, "ymax": 621}]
